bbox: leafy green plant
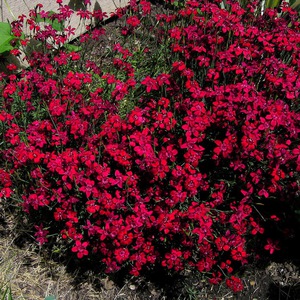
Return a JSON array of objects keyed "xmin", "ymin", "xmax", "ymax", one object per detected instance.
[{"xmin": 0, "ymin": 22, "xmax": 18, "ymax": 56}]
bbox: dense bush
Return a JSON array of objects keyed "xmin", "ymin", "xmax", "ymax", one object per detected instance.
[{"xmin": 0, "ymin": 0, "xmax": 299, "ymax": 293}]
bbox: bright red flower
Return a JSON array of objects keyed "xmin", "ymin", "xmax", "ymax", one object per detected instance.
[
  {"xmin": 241, "ymin": 132, "xmax": 259, "ymax": 152},
  {"xmin": 34, "ymin": 224, "xmax": 49, "ymax": 246},
  {"xmin": 162, "ymin": 249, "xmax": 183, "ymax": 271},
  {"xmin": 271, "ymin": 165, "xmax": 285, "ymax": 181},
  {"xmin": 0, "ymin": 187, "xmax": 12, "ymax": 199},
  {"xmin": 114, "ymin": 247, "xmax": 130, "ymax": 263},
  {"xmin": 141, "ymin": 76, "xmax": 159, "ymax": 93},
  {"xmin": 126, "ymin": 16, "xmax": 140, "ymax": 27},
  {"xmin": 226, "ymin": 276, "xmax": 244, "ymax": 293},
  {"xmin": 213, "ymin": 138, "xmax": 233, "ymax": 158},
  {"xmin": 264, "ymin": 239, "xmax": 280, "ymax": 254},
  {"xmin": 231, "ymin": 246, "xmax": 247, "ymax": 262},
  {"xmin": 220, "ymin": 260, "xmax": 233, "ymax": 274},
  {"xmin": 72, "ymin": 240, "xmax": 89, "ymax": 258}
]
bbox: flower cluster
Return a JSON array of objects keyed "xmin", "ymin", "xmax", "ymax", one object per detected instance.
[{"xmin": 0, "ymin": 0, "xmax": 299, "ymax": 293}]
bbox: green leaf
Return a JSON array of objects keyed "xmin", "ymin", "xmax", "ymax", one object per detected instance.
[
  {"xmin": 0, "ymin": 22, "xmax": 15, "ymax": 54},
  {"xmin": 45, "ymin": 296, "xmax": 56, "ymax": 300},
  {"xmin": 63, "ymin": 43, "xmax": 82, "ymax": 52},
  {"xmin": 7, "ymin": 288, "xmax": 13, "ymax": 300},
  {"xmin": 35, "ymin": 11, "xmax": 65, "ymax": 32},
  {"xmin": 264, "ymin": 0, "xmax": 282, "ymax": 9},
  {"xmin": 290, "ymin": 0, "xmax": 300, "ymax": 11},
  {"xmin": 0, "ymin": 286, "xmax": 13, "ymax": 300}
]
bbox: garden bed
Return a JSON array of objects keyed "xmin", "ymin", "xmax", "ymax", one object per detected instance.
[{"xmin": 1, "ymin": 0, "xmax": 300, "ymax": 299}]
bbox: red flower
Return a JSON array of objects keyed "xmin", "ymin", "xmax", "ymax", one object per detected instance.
[
  {"xmin": 231, "ymin": 246, "xmax": 247, "ymax": 262},
  {"xmin": 220, "ymin": 260, "xmax": 233, "ymax": 274},
  {"xmin": 140, "ymin": 0, "xmax": 151, "ymax": 15},
  {"xmin": 114, "ymin": 247, "xmax": 130, "ymax": 264},
  {"xmin": 49, "ymin": 99, "xmax": 67, "ymax": 116},
  {"xmin": 264, "ymin": 239, "xmax": 280, "ymax": 254},
  {"xmin": 0, "ymin": 187, "xmax": 12, "ymax": 199},
  {"xmin": 162, "ymin": 249, "xmax": 183, "ymax": 271},
  {"xmin": 141, "ymin": 76, "xmax": 159, "ymax": 93},
  {"xmin": 241, "ymin": 132, "xmax": 258, "ymax": 152},
  {"xmin": 0, "ymin": 169, "xmax": 12, "ymax": 188},
  {"xmin": 86, "ymin": 200, "xmax": 100, "ymax": 214},
  {"xmin": 128, "ymin": 108, "xmax": 145, "ymax": 126},
  {"xmin": 117, "ymin": 231, "xmax": 134, "ymax": 246},
  {"xmin": 213, "ymin": 138, "xmax": 233, "ymax": 158},
  {"xmin": 226, "ymin": 276, "xmax": 244, "ymax": 293},
  {"xmin": 271, "ymin": 165, "xmax": 285, "ymax": 181},
  {"xmin": 169, "ymin": 26, "xmax": 182, "ymax": 40},
  {"xmin": 196, "ymin": 257, "xmax": 215, "ymax": 272},
  {"xmin": 215, "ymin": 237, "xmax": 230, "ymax": 252},
  {"xmin": 72, "ymin": 240, "xmax": 89, "ymax": 259},
  {"xmin": 93, "ymin": 9, "xmax": 108, "ymax": 21},
  {"xmin": 3, "ymin": 83, "xmax": 17, "ymax": 97},
  {"xmin": 34, "ymin": 224, "xmax": 49, "ymax": 246},
  {"xmin": 54, "ymin": 207, "xmax": 66, "ymax": 221},
  {"xmin": 156, "ymin": 74, "xmax": 171, "ymax": 86},
  {"xmin": 209, "ymin": 272, "xmax": 223, "ymax": 285},
  {"xmin": 172, "ymin": 60, "xmax": 186, "ymax": 72},
  {"xmin": 126, "ymin": 16, "xmax": 140, "ymax": 27}
]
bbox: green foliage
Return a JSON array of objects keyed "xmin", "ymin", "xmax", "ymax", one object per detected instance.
[
  {"xmin": 290, "ymin": 0, "xmax": 300, "ymax": 11},
  {"xmin": 0, "ymin": 22, "xmax": 16, "ymax": 55},
  {"xmin": 264, "ymin": 0, "xmax": 283, "ymax": 9},
  {"xmin": 171, "ymin": 0, "xmax": 187, "ymax": 9},
  {"xmin": 63, "ymin": 43, "xmax": 82, "ymax": 52},
  {"xmin": 44, "ymin": 296, "xmax": 56, "ymax": 300},
  {"xmin": 35, "ymin": 11, "xmax": 64, "ymax": 32}
]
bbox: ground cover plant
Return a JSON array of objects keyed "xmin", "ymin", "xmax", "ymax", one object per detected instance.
[{"xmin": 0, "ymin": 0, "xmax": 299, "ymax": 297}]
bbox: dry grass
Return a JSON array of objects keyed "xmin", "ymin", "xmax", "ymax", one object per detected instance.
[
  {"xmin": 0, "ymin": 206, "xmax": 163, "ymax": 300},
  {"xmin": 1, "ymin": 202, "xmax": 300, "ymax": 300},
  {"xmin": 0, "ymin": 229, "xmax": 163, "ymax": 300},
  {"xmin": 0, "ymin": 206, "xmax": 111, "ymax": 300}
]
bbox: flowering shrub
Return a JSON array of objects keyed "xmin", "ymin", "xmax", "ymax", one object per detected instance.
[{"xmin": 0, "ymin": 0, "xmax": 299, "ymax": 293}]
